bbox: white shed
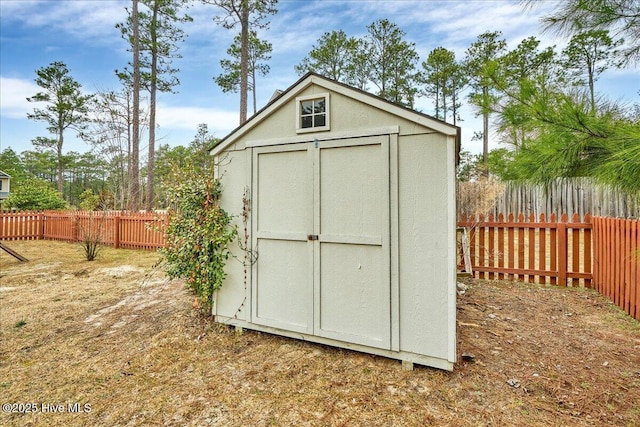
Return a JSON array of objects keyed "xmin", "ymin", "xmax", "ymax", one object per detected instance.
[
  {"xmin": 0, "ymin": 170, "xmax": 10, "ymax": 204},
  {"xmin": 210, "ymin": 73, "xmax": 460, "ymax": 371}
]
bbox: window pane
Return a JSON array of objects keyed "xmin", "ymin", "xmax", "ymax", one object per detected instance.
[
  {"xmin": 314, "ymin": 99, "xmax": 325, "ymax": 113},
  {"xmin": 315, "ymin": 114, "xmax": 326, "ymax": 127},
  {"xmin": 301, "ymin": 116, "xmax": 313, "ymax": 128},
  {"xmin": 301, "ymin": 100, "xmax": 313, "ymax": 115}
]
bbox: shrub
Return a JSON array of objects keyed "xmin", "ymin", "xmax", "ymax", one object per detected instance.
[
  {"xmin": 161, "ymin": 173, "xmax": 237, "ymax": 313},
  {"xmin": 3, "ymin": 178, "xmax": 67, "ymax": 210},
  {"xmin": 76, "ymin": 211, "xmax": 106, "ymax": 261}
]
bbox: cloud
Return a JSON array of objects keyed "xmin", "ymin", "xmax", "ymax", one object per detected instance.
[
  {"xmin": 0, "ymin": 0, "xmax": 128, "ymax": 47},
  {"xmin": 156, "ymin": 104, "xmax": 238, "ymax": 138},
  {"xmin": 0, "ymin": 77, "xmax": 39, "ymax": 119}
]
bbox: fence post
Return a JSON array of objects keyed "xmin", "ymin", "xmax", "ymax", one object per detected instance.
[
  {"xmin": 558, "ymin": 214, "xmax": 568, "ymax": 286},
  {"xmin": 584, "ymin": 214, "xmax": 592, "ymax": 288},
  {"xmin": 114, "ymin": 215, "xmax": 120, "ymax": 249},
  {"xmin": 72, "ymin": 213, "xmax": 79, "ymax": 242},
  {"xmin": 38, "ymin": 212, "xmax": 45, "ymax": 240}
]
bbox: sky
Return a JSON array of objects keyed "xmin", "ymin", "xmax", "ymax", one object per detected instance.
[{"xmin": 0, "ymin": 0, "xmax": 638, "ymax": 159}]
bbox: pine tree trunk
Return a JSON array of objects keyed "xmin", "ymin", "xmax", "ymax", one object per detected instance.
[
  {"xmin": 239, "ymin": 6, "xmax": 249, "ymax": 124},
  {"xmin": 130, "ymin": 0, "xmax": 140, "ymax": 212},
  {"xmin": 588, "ymin": 67, "xmax": 596, "ymax": 114},
  {"xmin": 483, "ymin": 85, "xmax": 489, "ymax": 166},
  {"xmin": 57, "ymin": 130, "xmax": 64, "ymax": 195},
  {"xmin": 252, "ymin": 67, "xmax": 257, "ymax": 114},
  {"xmin": 146, "ymin": 1, "xmax": 159, "ymax": 211}
]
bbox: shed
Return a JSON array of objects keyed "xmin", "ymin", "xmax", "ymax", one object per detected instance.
[
  {"xmin": 210, "ymin": 73, "xmax": 459, "ymax": 370},
  {"xmin": 0, "ymin": 170, "xmax": 11, "ymax": 203}
]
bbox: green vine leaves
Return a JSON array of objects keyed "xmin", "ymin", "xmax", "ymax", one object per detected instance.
[{"xmin": 161, "ymin": 174, "xmax": 237, "ymax": 313}]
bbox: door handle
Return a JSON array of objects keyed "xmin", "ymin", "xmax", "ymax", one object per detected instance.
[{"xmin": 307, "ymin": 234, "xmax": 319, "ymax": 241}]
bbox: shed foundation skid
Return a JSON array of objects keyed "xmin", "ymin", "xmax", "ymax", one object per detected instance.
[{"xmin": 215, "ymin": 316, "xmax": 454, "ymax": 371}]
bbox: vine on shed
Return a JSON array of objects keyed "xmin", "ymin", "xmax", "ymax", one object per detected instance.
[{"xmin": 161, "ymin": 172, "xmax": 237, "ymax": 313}]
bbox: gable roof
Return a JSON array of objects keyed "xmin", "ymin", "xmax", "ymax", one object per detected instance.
[
  {"xmin": 211, "ymin": 72, "xmax": 460, "ymax": 157},
  {"xmin": 0, "ymin": 170, "xmax": 10, "ymax": 178}
]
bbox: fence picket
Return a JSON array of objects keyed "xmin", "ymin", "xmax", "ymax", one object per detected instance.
[
  {"xmin": 607, "ymin": 218, "xmax": 614, "ymax": 300},
  {"xmin": 616, "ymin": 218, "xmax": 622, "ymax": 306},
  {"xmin": 498, "ymin": 213, "xmax": 505, "ymax": 280},
  {"xmin": 488, "ymin": 214, "xmax": 495, "ymax": 280},
  {"xmin": 479, "ymin": 216, "xmax": 486, "ymax": 279},
  {"xmin": 507, "ymin": 213, "xmax": 514, "ymax": 281},
  {"xmin": 584, "ymin": 215, "xmax": 592, "ymax": 288},
  {"xmin": 550, "ymin": 214, "xmax": 557, "ymax": 285},
  {"xmin": 628, "ymin": 219, "xmax": 633, "ymax": 314},
  {"xmin": 572, "ymin": 213, "xmax": 580, "ymax": 286},
  {"xmin": 539, "ymin": 214, "xmax": 547, "ymax": 284},
  {"xmin": 527, "ymin": 214, "xmax": 535, "ymax": 284},
  {"xmin": 632, "ymin": 220, "xmax": 639, "ymax": 319},
  {"xmin": 558, "ymin": 214, "xmax": 568, "ymax": 286}
]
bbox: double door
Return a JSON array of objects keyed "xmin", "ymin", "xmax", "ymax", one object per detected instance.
[{"xmin": 251, "ymin": 135, "xmax": 391, "ymax": 349}]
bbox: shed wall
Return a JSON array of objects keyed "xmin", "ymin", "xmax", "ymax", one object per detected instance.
[
  {"xmin": 215, "ymin": 148, "xmax": 250, "ymax": 320},
  {"xmin": 236, "ymin": 86, "xmax": 443, "ymax": 147},
  {"xmin": 397, "ymin": 133, "xmax": 455, "ymax": 360}
]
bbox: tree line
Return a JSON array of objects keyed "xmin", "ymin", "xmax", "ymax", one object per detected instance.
[
  {"xmin": 0, "ymin": 124, "xmax": 215, "ymax": 210},
  {"xmin": 2, "ymin": 0, "xmax": 638, "ymax": 212},
  {"xmin": 293, "ymin": 7, "xmax": 638, "ymax": 193}
]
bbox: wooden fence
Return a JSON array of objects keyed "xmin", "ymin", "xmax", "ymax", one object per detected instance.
[
  {"xmin": 0, "ymin": 211, "xmax": 167, "ymax": 251},
  {"xmin": 592, "ymin": 217, "xmax": 639, "ymax": 321},
  {"xmin": 458, "ymin": 178, "xmax": 640, "ymax": 222},
  {"xmin": 458, "ymin": 213, "xmax": 639, "ymax": 321},
  {"xmin": 2, "ymin": 210, "xmax": 638, "ymax": 320},
  {"xmin": 458, "ymin": 213, "xmax": 592, "ymax": 287}
]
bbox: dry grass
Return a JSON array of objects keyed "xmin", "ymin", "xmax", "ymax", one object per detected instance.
[{"xmin": 1, "ymin": 240, "xmax": 639, "ymax": 426}]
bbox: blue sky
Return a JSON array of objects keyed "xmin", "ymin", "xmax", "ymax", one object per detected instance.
[{"xmin": 1, "ymin": 0, "xmax": 638, "ymax": 158}]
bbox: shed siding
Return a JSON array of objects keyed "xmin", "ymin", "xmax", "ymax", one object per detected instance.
[
  {"xmin": 329, "ymin": 91, "xmax": 440, "ymax": 137},
  {"xmin": 215, "ymin": 149, "xmax": 250, "ymax": 320},
  {"xmin": 398, "ymin": 133, "xmax": 453, "ymax": 359},
  {"xmin": 237, "ymin": 85, "xmax": 443, "ymax": 145}
]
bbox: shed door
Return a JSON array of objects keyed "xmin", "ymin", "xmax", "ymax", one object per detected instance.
[
  {"xmin": 251, "ymin": 135, "xmax": 390, "ymax": 349},
  {"xmin": 315, "ymin": 136, "xmax": 390, "ymax": 349},
  {"xmin": 251, "ymin": 144, "xmax": 314, "ymax": 334}
]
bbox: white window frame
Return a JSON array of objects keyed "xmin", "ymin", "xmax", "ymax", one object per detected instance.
[{"xmin": 296, "ymin": 93, "xmax": 330, "ymax": 133}]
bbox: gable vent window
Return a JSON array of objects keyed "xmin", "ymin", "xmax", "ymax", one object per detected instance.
[{"xmin": 296, "ymin": 93, "xmax": 330, "ymax": 133}]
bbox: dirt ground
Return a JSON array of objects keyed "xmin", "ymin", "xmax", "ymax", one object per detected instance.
[{"xmin": 1, "ymin": 240, "xmax": 638, "ymax": 426}]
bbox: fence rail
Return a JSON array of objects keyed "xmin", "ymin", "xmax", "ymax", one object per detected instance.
[{"xmin": 0, "ymin": 210, "xmax": 167, "ymax": 251}]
